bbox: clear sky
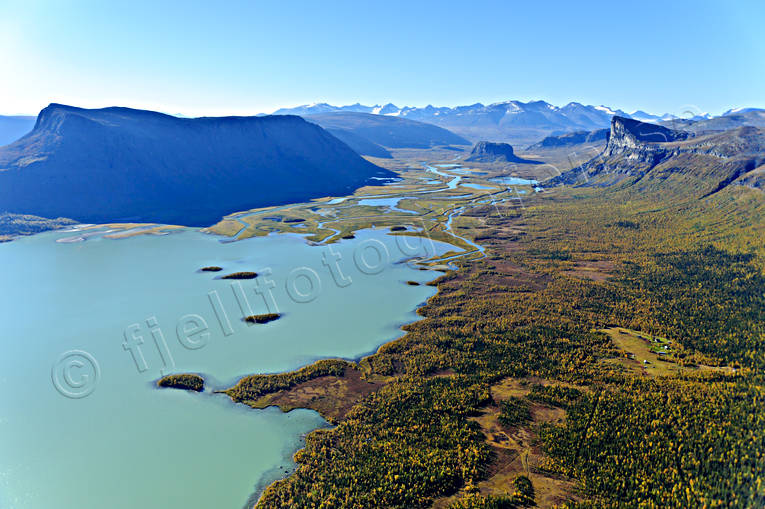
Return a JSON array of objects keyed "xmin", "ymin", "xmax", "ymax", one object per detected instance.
[{"xmin": 0, "ymin": 0, "xmax": 762, "ymax": 117}]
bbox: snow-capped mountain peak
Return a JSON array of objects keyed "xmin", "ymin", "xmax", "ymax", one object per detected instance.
[{"xmin": 595, "ymin": 105, "xmax": 617, "ymax": 115}]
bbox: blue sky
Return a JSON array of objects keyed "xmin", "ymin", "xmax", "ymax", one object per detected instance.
[{"xmin": 0, "ymin": 0, "xmax": 762, "ymax": 116}]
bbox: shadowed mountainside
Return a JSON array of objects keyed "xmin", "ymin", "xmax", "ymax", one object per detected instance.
[
  {"xmin": 0, "ymin": 115, "xmax": 36, "ymax": 147},
  {"xmin": 0, "ymin": 104, "xmax": 394, "ymax": 225},
  {"xmin": 304, "ymin": 112, "xmax": 470, "ymax": 154},
  {"xmin": 321, "ymin": 127, "xmax": 394, "ymax": 159},
  {"xmin": 527, "ymin": 129, "xmax": 608, "ymax": 150}
]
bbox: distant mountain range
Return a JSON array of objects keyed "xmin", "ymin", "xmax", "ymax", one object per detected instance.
[
  {"xmin": 3, "ymin": 103, "xmax": 762, "ymax": 152},
  {"xmin": 275, "ymin": 102, "xmax": 765, "ymax": 146},
  {"xmin": 629, "ymin": 110, "xmax": 713, "ymax": 123},
  {"xmin": 0, "ymin": 115, "xmax": 36, "ymax": 146},
  {"xmin": 276, "ymin": 100, "xmax": 630, "ymax": 145},
  {"xmin": 659, "ymin": 109, "xmax": 765, "ymax": 134},
  {"xmin": 0, "ymin": 104, "xmax": 393, "ymax": 226},
  {"xmin": 526, "ymin": 129, "xmax": 609, "ymax": 150},
  {"xmin": 304, "ymin": 112, "xmax": 470, "ymax": 157},
  {"xmin": 274, "ymin": 103, "xmax": 403, "ymax": 116}
]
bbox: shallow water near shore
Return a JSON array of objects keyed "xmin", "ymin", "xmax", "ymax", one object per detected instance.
[{"xmin": 0, "ymin": 227, "xmax": 457, "ymax": 509}]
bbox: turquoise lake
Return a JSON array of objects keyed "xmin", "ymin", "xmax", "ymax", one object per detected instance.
[{"xmin": 0, "ymin": 227, "xmax": 457, "ymax": 509}]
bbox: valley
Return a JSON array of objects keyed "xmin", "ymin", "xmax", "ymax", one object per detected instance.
[
  {"xmin": 151, "ymin": 115, "xmax": 764, "ymax": 508},
  {"xmin": 200, "ymin": 116, "xmax": 765, "ymax": 508},
  {"xmin": 3, "ymin": 4, "xmax": 763, "ymax": 509},
  {"xmin": 1, "ymin": 106, "xmax": 762, "ymax": 509},
  {"xmin": 205, "ymin": 156, "xmax": 540, "ymax": 259}
]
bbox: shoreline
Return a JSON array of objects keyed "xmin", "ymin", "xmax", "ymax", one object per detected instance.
[
  {"xmin": 163, "ymin": 250, "xmax": 460, "ymax": 507},
  {"xmin": 240, "ymin": 263, "xmax": 456, "ymax": 506},
  {"xmin": 145, "ymin": 161, "xmax": 497, "ymax": 507}
]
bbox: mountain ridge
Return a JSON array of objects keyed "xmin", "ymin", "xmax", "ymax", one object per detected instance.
[
  {"xmin": 527, "ymin": 129, "xmax": 609, "ymax": 150},
  {"xmin": 275, "ymin": 100, "xmax": 630, "ymax": 145},
  {"xmin": 0, "ymin": 104, "xmax": 394, "ymax": 226},
  {"xmin": 273, "ymin": 102, "xmax": 764, "ymax": 146}
]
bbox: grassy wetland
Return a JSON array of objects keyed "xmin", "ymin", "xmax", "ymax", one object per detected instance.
[
  {"xmin": 174, "ymin": 146, "xmax": 763, "ymax": 508},
  {"xmin": 203, "ymin": 152, "xmax": 544, "ymax": 272},
  {"xmin": 157, "ymin": 373, "xmax": 205, "ymax": 392}
]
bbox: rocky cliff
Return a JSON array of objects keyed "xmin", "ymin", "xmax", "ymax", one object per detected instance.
[
  {"xmin": 552, "ymin": 117, "xmax": 765, "ymax": 194},
  {"xmin": 465, "ymin": 141, "xmax": 538, "ymax": 164},
  {"xmin": 600, "ymin": 116, "xmax": 689, "ymax": 160}
]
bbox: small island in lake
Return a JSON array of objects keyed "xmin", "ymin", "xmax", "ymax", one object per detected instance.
[
  {"xmin": 244, "ymin": 313, "xmax": 282, "ymax": 324},
  {"xmin": 221, "ymin": 271, "xmax": 258, "ymax": 279},
  {"xmin": 200, "ymin": 266, "xmax": 223, "ymax": 272},
  {"xmin": 157, "ymin": 374, "xmax": 204, "ymax": 392}
]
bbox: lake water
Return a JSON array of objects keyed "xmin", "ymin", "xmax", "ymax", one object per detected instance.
[
  {"xmin": 356, "ymin": 197, "xmax": 418, "ymax": 214},
  {"xmin": 0, "ymin": 227, "xmax": 457, "ymax": 509},
  {"xmin": 447, "ymin": 168, "xmax": 488, "ymax": 176},
  {"xmin": 489, "ymin": 176, "xmax": 539, "ymax": 186}
]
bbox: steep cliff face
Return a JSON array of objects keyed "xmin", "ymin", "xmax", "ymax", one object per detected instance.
[
  {"xmin": 552, "ymin": 116, "xmax": 765, "ymax": 195},
  {"xmin": 465, "ymin": 141, "xmax": 538, "ymax": 164},
  {"xmin": 0, "ymin": 104, "xmax": 395, "ymax": 225},
  {"xmin": 467, "ymin": 141, "xmax": 516, "ymax": 162},
  {"xmin": 606, "ymin": 116, "xmax": 689, "ymax": 150},
  {"xmin": 577, "ymin": 117, "xmax": 692, "ymax": 174}
]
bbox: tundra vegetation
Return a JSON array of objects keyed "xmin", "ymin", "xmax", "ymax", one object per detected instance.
[
  {"xmin": 195, "ymin": 142, "xmax": 764, "ymax": 508},
  {"xmin": 221, "ymin": 271, "xmax": 258, "ymax": 279},
  {"xmin": 244, "ymin": 313, "xmax": 282, "ymax": 324},
  {"xmin": 157, "ymin": 374, "xmax": 204, "ymax": 392}
]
